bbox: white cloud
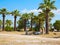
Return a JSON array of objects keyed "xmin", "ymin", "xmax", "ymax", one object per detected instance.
[
  {"xmin": 28, "ymin": 9, "xmax": 42, "ymax": 13},
  {"xmin": 21, "ymin": 9, "xmax": 28, "ymax": 13},
  {"xmin": 21, "ymin": 9, "xmax": 42, "ymax": 14},
  {"xmin": 56, "ymin": 9, "xmax": 60, "ymax": 14},
  {"xmin": 51, "ymin": 9, "xmax": 60, "ymax": 14}
]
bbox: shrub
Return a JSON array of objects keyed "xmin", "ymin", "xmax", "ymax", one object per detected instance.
[{"xmin": 5, "ymin": 26, "xmax": 13, "ymax": 31}]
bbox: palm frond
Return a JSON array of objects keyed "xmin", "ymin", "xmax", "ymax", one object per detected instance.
[
  {"xmin": 51, "ymin": 0, "xmax": 55, "ymax": 5},
  {"xmin": 38, "ymin": 3, "xmax": 46, "ymax": 9},
  {"xmin": 50, "ymin": 5, "xmax": 57, "ymax": 10}
]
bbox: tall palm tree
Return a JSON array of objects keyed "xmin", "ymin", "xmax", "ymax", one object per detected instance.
[
  {"xmin": 0, "ymin": 8, "xmax": 9, "ymax": 31},
  {"xmin": 29, "ymin": 12, "xmax": 34, "ymax": 31},
  {"xmin": 21, "ymin": 13, "xmax": 30, "ymax": 35},
  {"xmin": 38, "ymin": 0, "xmax": 56, "ymax": 34},
  {"xmin": 38, "ymin": 11, "xmax": 54, "ymax": 33},
  {"xmin": 11, "ymin": 10, "xmax": 20, "ymax": 31}
]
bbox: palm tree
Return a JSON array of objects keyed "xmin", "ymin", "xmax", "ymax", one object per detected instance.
[
  {"xmin": 32, "ymin": 15, "xmax": 40, "ymax": 31},
  {"xmin": 38, "ymin": 11, "xmax": 54, "ymax": 33},
  {"xmin": 5, "ymin": 20, "xmax": 12, "ymax": 31},
  {"xmin": 38, "ymin": 12, "xmax": 45, "ymax": 32},
  {"xmin": 32, "ymin": 14, "xmax": 44, "ymax": 32},
  {"xmin": 21, "ymin": 13, "xmax": 30, "ymax": 35},
  {"xmin": 38, "ymin": 0, "xmax": 56, "ymax": 34},
  {"xmin": 29, "ymin": 12, "xmax": 34, "ymax": 31},
  {"xmin": 5, "ymin": 19, "xmax": 12, "ymax": 26},
  {"xmin": 48, "ymin": 12, "xmax": 54, "ymax": 30},
  {"xmin": 17, "ymin": 18, "xmax": 24, "ymax": 30},
  {"xmin": 0, "ymin": 8, "xmax": 9, "ymax": 31},
  {"xmin": 11, "ymin": 10, "xmax": 20, "ymax": 31}
]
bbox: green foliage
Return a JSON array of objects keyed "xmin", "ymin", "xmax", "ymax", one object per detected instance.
[
  {"xmin": 11, "ymin": 10, "xmax": 21, "ymax": 17},
  {"xmin": 0, "ymin": 20, "xmax": 2, "ymax": 25},
  {"xmin": 5, "ymin": 20, "xmax": 13, "ymax": 31},
  {"xmin": 0, "ymin": 20, "xmax": 2, "ymax": 29},
  {"xmin": 38, "ymin": 0, "xmax": 56, "ymax": 34},
  {"xmin": 17, "ymin": 18, "xmax": 29, "ymax": 30},
  {"xmin": 5, "ymin": 20, "xmax": 12, "ymax": 26},
  {"xmin": 38, "ymin": 0, "xmax": 57, "ymax": 10},
  {"xmin": 5, "ymin": 26, "xmax": 13, "ymax": 31},
  {"xmin": 29, "ymin": 12, "xmax": 35, "ymax": 18},
  {"xmin": 38, "ymin": 0, "xmax": 56, "ymax": 26},
  {"xmin": 32, "ymin": 15, "xmax": 44, "ymax": 29},
  {"xmin": 21, "ymin": 13, "xmax": 30, "ymax": 20},
  {"xmin": 0, "ymin": 8, "xmax": 9, "ymax": 15},
  {"xmin": 17, "ymin": 19, "xmax": 24, "ymax": 29},
  {"xmin": 33, "ymin": 24, "xmax": 39, "ymax": 31},
  {"xmin": 53, "ymin": 20, "xmax": 60, "ymax": 31}
]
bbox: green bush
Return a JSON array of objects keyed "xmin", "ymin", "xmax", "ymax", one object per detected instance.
[
  {"xmin": 5, "ymin": 26, "xmax": 13, "ymax": 31},
  {"xmin": 53, "ymin": 20, "xmax": 60, "ymax": 31}
]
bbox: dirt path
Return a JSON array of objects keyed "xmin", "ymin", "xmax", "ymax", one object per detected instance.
[{"xmin": 0, "ymin": 33, "xmax": 60, "ymax": 45}]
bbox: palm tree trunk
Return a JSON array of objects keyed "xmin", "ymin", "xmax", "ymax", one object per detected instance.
[
  {"xmin": 2, "ymin": 14, "xmax": 5, "ymax": 31},
  {"xmin": 24, "ymin": 19, "xmax": 28, "ymax": 35},
  {"xmin": 39, "ymin": 19, "xmax": 40, "ymax": 31},
  {"xmin": 45, "ymin": 10, "xmax": 49, "ymax": 34},
  {"xmin": 14, "ymin": 16, "xmax": 17, "ymax": 31},
  {"xmin": 31, "ymin": 17, "xmax": 32, "ymax": 31},
  {"xmin": 24, "ymin": 19, "xmax": 26, "ymax": 31}
]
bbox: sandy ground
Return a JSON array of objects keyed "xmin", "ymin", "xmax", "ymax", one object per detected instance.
[{"xmin": 0, "ymin": 32, "xmax": 60, "ymax": 45}]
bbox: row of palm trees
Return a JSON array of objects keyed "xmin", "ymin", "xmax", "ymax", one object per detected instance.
[
  {"xmin": 0, "ymin": 0, "xmax": 56, "ymax": 34},
  {"xmin": 0, "ymin": 9, "xmax": 20, "ymax": 31}
]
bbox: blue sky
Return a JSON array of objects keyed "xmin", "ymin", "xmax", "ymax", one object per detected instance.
[{"xmin": 0, "ymin": 0, "xmax": 60, "ymax": 26}]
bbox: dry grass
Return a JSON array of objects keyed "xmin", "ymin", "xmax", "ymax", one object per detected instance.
[
  {"xmin": 0, "ymin": 31, "xmax": 60, "ymax": 45},
  {"xmin": 0, "ymin": 31, "xmax": 60, "ymax": 37},
  {"xmin": 38, "ymin": 32, "xmax": 60, "ymax": 38}
]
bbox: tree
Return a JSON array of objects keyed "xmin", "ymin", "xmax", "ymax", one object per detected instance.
[
  {"xmin": 53, "ymin": 20, "xmax": 60, "ymax": 31},
  {"xmin": 31, "ymin": 15, "xmax": 40, "ymax": 31},
  {"xmin": 38, "ymin": 12, "xmax": 45, "ymax": 32},
  {"xmin": 38, "ymin": 0, "xmax": 56, "ymax": 34},
  {"xmin": 32, "ymin": 13, "xmax": 44, "ymax": 32},
  {"xmin": 29, "ymin": 12, "xmax": 35, "ymax": 31},
  {"xmin": 21, "ymin": 13, "xmax": 30, "ymax": 35},
  {"xmin": 5, "ymin": 20, "xmax": 12, "ymax": 26},
  {"xmin": 17, "ymin": 18, "xmax": 24, "ymax": 30},
  {"xmin": 11, "ymin": 10, "xmax": 20, "ymax": 31},
  {"xmin": 5, "ymin": 20, "xmax": 12, "ymax": 31},
  {"xmin": 0, "ymin": 8, "xmax": 9, "ymax": 31},
  {"xmin": 39, "ymin": 11, "xmax": 54, "ymax": 30},
  {"xmin": 38, "ymin": 11, "xmax": 54, "ymax": 33},
  {"xmin": 48, "ymin": 12, "xmax": 54, "ymax": 30}
]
